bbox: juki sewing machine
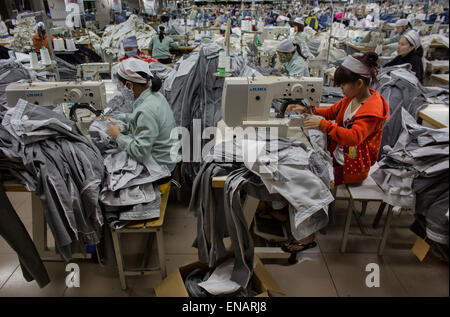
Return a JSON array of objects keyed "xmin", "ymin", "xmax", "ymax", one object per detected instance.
[
  {"xmin": 221, "ymin": 76, "xmax": 323, "ymax": 137},
  {"xmin": 5, "ymin": 81, "xmax": 107, "ymax": 122},
  {"xmin": 76, "ymin": 63, "xmax": 117, "ymax": 81}
]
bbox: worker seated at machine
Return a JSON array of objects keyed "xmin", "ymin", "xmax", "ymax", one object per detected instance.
[
  {"xmin": 148, "ymin": 26, "xmax": 180, "ymax": 64},
  {"xmin": 284, "ymin": 52, "xmax": 389, "ymax": 257},
  {"xmin": 120, "ymin": 35, "xmax": 159, "ymax": 63},
  {"xmin": 276, "ymin": 39, "xmax": 310, "ymax": 77},
  {"xmin": 107, "ymin": 58, "xmax": 178, "ymax": 177},
  {"xmin": 32, "ymin": 21, "xmax": 55, "ymax": 52}
]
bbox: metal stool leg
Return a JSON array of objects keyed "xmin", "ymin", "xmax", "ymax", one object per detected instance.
[
  {"xmin": 372, "ymin": 202, "xmax": 386, "ymax": 229},
  {"xmin": 156, "ymin": 228, "xmax": 166, "ymax": 278},
  {"xmin": 378, "ymin": 205, "xmax": 394, "ymax": 256},
  {"xmin": 111, "ymin": 229, "xmax": 127, "ymax": 290},
  {"xmin": 328, "ymin": 186, "xmax": 338, "ymax": 225},
  {"xmin": 340, "ymin": 197, "xmax": 353, "ymax": 253},
  {"xmin": 140, "ymin": 232, "xmax": 155, "ymax": 269},
  {"xmin": 353, "ymin": 201, "xmax": 368, "ymax": 235}
]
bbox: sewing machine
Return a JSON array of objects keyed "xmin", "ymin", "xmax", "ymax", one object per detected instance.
[
  {"xmin": 5, "ymin": 81, "xmax": 107, "ymax": 121},
  {"xmin": 77, "ymin": 63, "xmax": 116, "ymax": 81},
  {"xmin": 262, "ymin": 26, "xmax": 290, "ymax": 41},
  {"xmin": 221, "ymin": 76, "xmax": 323, "ymax": 137}
]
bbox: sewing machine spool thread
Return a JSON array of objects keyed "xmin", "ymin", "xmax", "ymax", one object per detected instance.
[
  {"xmin": 53, "ymin": 38, "xmax": 66, "ymax": 51},
  {"xmin": 66, "ymin": 38, "xmax": 76, "ymax": 51},
  {"xmin": 40, "ymin": 47, "xmax": 52, "ymax": 65},
  {"xmin": 30, "ymin": 51, "xmax": 39, "ymax": 69}
]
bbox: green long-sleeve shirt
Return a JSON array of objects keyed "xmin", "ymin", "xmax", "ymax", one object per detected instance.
[
  {"xmin": 282, "ymin": 51, "xmax": 310, "ymax": 77},
  {"xmin": 148, "ymin": 36, "xmax": 179, "ymax": 60},
  {"xmin": 114, "ymin": 89, "xmax": 178, "ymax": 171}
]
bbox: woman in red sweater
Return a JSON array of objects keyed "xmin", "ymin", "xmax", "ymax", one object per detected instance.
[{"xmin": 284, "ymin": 52, "xmax": 389, "ymax": 255}]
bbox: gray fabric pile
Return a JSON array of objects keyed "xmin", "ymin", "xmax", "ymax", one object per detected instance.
[
  {"xmin": 163, "ymin": 40, "xmax": 261, "ymax": 183},
  {"xmin": 189, "ymin": 133, "xmax": 333, "ymax": 288},
  {"xmin": 0, "ymin": 99, "xmax": 105, "ymax": 261},
  {"xmin": 55, "ymin": 56, "xmax": 78, "ymax": 81},
  {"xmin": 374, "ymin": 64, "xmax": 433, "ymax": 156},
  {"xmin": 88, "ymin": 118, "xmax": 171, "ymax": 229},
  {"xmin": 0, "ymin": 58, "xmax": 33, "ymax": 108},
  {"xmin": 372, "ymin": 108, "xmax": 449, "ymax": 246}
]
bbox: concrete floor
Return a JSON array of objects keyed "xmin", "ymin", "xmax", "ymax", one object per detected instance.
[{"xmin": 0, "ymin": 188, "xmax": 448, "ymax": 297}]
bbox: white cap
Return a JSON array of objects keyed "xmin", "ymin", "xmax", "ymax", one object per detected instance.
[
  {"xmin": 276, "ymin": 39, "xmax": 296, "ymax": 53},
  {"xmin": 277, "ymin": 15, "xmax": 289, "ymax": 22},
  {"xmin": 403, "ymin": 30, "xmax": 421, "ymax": 49},
  {"xmin": 34, "ymin": 21, "xmax": 45, "ymax": 32},
  {"xmin": 117, "ymin": 58, "xmax": 153, "ymax": 85},
  {"xmin": 293, "ymin": 17, "xmax": 304, "ymax": 24},
  {"xmin": 312, "ymin": 8, "xmax": 321, "ymax": 15},
  {"xmin": 395, "ymin": 19, "xmax": 409, "ymax": 27}
]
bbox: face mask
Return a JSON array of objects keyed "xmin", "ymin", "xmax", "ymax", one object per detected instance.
[
  {"xmin": 279, "ymin": 55, "xmax": 291, "ymax": 63},
  {"xmin": 117, "ymin": 83, "xmax": 135, "ymax": 101},
  {"xmin": 125, "ymin": 49, "xmax": 138, "ymax": 57}
]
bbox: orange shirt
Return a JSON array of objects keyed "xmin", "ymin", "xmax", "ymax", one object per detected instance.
[
  {"xmin": 314, "ymin": 89, "xmax": 389, "ymax": 184},
  {"xmin": 32, "ymin": 33, "xmax": 56, "ymax": 51}
]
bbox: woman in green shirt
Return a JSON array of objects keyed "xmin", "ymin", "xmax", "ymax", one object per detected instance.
[
  {"xmin": 108, "ymin": 58, "xmax": 178, "ymax": 175},
  {"xmin": 148, "ymin": 26, "xmax": 179, "ymax": 64}
]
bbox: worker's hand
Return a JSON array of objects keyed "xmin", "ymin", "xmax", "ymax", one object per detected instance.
[
  {"xmin": 93, "ymin": 115, "xmax": 114, "ymax": 120},
  {"xmin": 381, "ymin": 44, "xmax": 387, "ymax": 51},
  {"xmin": 108, "ymin": 124, "xmax": 121, "ymax": 139},
  {"xmin": 285, "ymin": 104, "xmax": 306, "ymax": 113},
  {"xmin": 303, "ymin": 116, "xmax": 322, "ymax": 130}
]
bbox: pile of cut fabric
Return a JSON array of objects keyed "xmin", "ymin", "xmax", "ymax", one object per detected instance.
[
  {"xmin": 88, "ymin": 118, "xmax": 171, "ymax": 229},
  {"xmin": 189, "ymin": 132, "xmax": 334, "ymax": 289},
  {"xmin": 163, "ymin": 40, "xmax": 261, "ymax": 183},
  {"xmin": 371, "ymin": 108, "xmax": 449, "ymax": 254},
  {"xmin": 8, "ymin": 15, "xmax": 36, "ymax": 52},
  {"xmin": 101, "ymin": 14, "xmax": 157, "ymax": 59},
  {"xmin": 0, "ymin": 58, "xmax": 33, "ymax": 107},
  {"xmin": 0, "ymin": 99, "xmax": 105, "ymax": 261}
]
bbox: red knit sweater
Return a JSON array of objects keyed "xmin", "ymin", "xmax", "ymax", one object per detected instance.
[{"xmin": 314, "ymin": 89, "xmax": 389, "ymax": 184}]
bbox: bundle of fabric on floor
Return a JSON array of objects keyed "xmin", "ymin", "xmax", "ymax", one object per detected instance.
[
  {"xmin": 189, "ymin": 131, "xmax": 334, "ymax": 289},
  {"xmin": 163, "ymin": 40, "xmax": 261, "ymax": 183},
  {"xmin": 0, "ymin": 99, "xmax": 105, "ymax": 261},
  {"xmin": 371, "ymin": 108, "xmax": 449, "ymax": 250},
  {"xmin": 0, "ymin": 58, "xmax": 33, "ymax": 107}
]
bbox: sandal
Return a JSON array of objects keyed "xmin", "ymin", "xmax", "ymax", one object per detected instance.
[{"xmin": 281, "ymin": 240, "xmax": 317, "ymax": 264}]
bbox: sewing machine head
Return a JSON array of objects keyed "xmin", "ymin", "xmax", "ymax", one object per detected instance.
[
  {"xmin": 222, "ymin": 76, "xmax": 323, "ymax": 136},
  {"xmin": 77, "ymin": 63, "xmax": 116, "ymax": 81},
  {"xmin": 5, "ymin": 81, "xmax": 107, "ymax": 119}
]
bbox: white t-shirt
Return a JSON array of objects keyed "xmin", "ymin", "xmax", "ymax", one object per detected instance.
[{"xmin": 333, "ymin": 100, "xmax": 361, "ymax": 166}]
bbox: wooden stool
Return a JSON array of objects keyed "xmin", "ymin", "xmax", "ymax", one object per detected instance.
[
  {"xmin": 340, "ymin": 175, "xmax": 394, "ymax": 256},
  {"xmin": 111, "ymin": 181, "xmax": 171, "ymax": 290}
]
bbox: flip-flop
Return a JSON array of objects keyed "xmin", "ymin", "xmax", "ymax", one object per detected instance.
[{"xmin": 281, "ymin": 240, "xmax": 317, "ymax": 253}]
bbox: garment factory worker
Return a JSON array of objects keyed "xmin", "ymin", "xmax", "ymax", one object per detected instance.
[
  {"xmin": 381, "ymin": 18, "xmax": 410, "ymax": 52},
  {"xmin": 120, "ymin": 35, "xmax": 159, "ymax": 63},
  {"xmin": 265, "ymin": 11, "xmax": 279, "ymax": 25},
  {"xmin": 276, "ymin": 39, "xmax": 309, "ymax": 77},
  {"xmin": 291, "ymin": 17, "xmax": 307, "ymax": 44},
  {"xmin": 276, "ymin": 15, "xmax": 289, "ymax": 26},
  {"xmin": 0, "ymin": 16, "xmax": 8, "ymax": 38},
  {"xmin": 32, "ymin": 22, "xmax": 55, "ymax": 52},
  {"xmin": 284, "ymin": 52, "xmax": 389, "ymax": 254},
  {"xmin": 384, "ymin": 30, "xmax": 424, "ymax": 83},
  {"xmin": 148, "ymin": 26, "xmax": 179, "ymax": 64},
  {"xmin": 305, "ymin": 8, "xmax": 320, "ymax": 31},
  {"xmin": 108, "ymin": 58, "xmax": 177, "ymax": 173}
]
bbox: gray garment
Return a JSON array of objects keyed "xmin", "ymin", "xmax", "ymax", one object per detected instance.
[
  {"xmin": 374, "ymin": 64, "xmax": 430, "ymax": 155},
  {"xmin": 88, "ymin": 118, "xmax": 128, "ymax": 153},
  {"xmin": 106, "ymin": 91, "xmax": 135, "ymax": 115},
  {"xmin": 0, "ymin": 184, "xmax": 50, "ymax": 288},
  {"xmin": 0, "ymin": 99, "xmax": 104, "ymax": 261},
  {"xmin": 190, "ymin": 134, "xmax": 334, "ymax": 287},
  {"xmin": 163, "ymin": 44, "xmax": 261, "ymax": 183},
  {"xmin": 0, "ymin": 58, "xmax": 33, "ymax": 108},
  {"xmin": 372, "ymin": 107, "xmax": 449, "ymax": 245},
  {"xmin": 321, "ymin": 86, "xmax": 344, "ymax": 104}
]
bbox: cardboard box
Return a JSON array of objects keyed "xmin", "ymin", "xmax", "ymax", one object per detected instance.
[{"xmin": 155, "ymin": 256, "xmax": 285, "ymax": 297}]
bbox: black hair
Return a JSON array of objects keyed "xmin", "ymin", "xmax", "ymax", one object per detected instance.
[
  {"xmin": 117, "ymin": 72, "xmax": 162, "ymax": 92},
  {"xmin": 334, "ymin": 52, "xmax": 380, "ymax": 87},
  {"xmin": 159, "ymin": 26, "xmax": 165, "ymax": 42},
  {"xmin": 294, "ymin": 43, "xmax": 307, "ymax": 61}
]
